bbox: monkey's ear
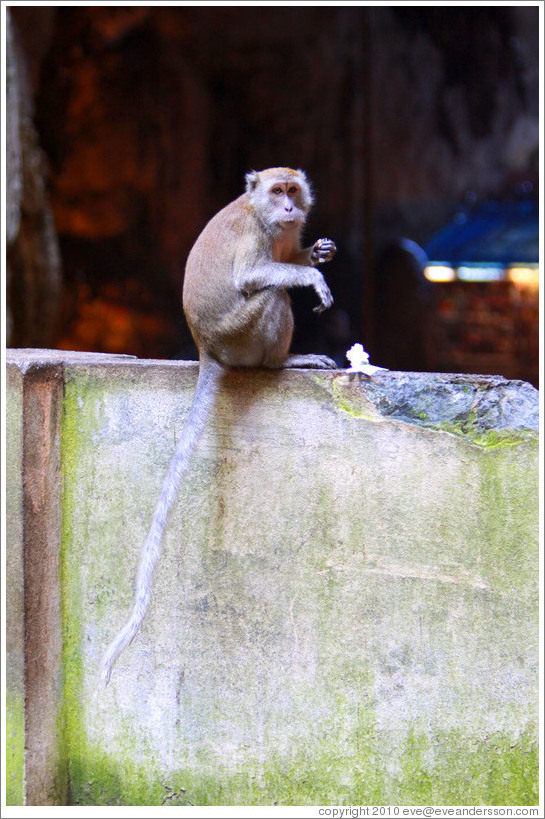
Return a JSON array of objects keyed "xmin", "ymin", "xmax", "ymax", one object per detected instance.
[
  {"xmin": 296, "ymin": 169, "xmax": 314, "ymax": 206},
  {"xmin": 245, "ymin": 170, "xmax": 259, "ymax": 193}
]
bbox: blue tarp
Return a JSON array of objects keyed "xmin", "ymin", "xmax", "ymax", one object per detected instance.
[{"xmin": 423, "ymin": 200, "xmax": 539, "ymax": 265}]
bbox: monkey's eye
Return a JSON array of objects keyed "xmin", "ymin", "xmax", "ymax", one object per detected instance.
[
  {"xmin": 271, "ymin": 187, "xmax": 283, "ymax": 195},
  {"xmin": 287, "ymin": 186, "xmax": 298, "ymax": 195}
]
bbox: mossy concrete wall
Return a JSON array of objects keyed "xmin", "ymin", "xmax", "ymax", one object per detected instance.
[
  {"xmin": 5, "ymin": 363, "xmax": 25, "ymax": 806},
  {"xmin": 5, "ymin": 349, "xmax": 540, "ymax": 806}
]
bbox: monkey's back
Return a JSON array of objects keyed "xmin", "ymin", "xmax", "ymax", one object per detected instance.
[{"xmin": 183, "ymin": 194, "xmax": 266, "ymax": 347}]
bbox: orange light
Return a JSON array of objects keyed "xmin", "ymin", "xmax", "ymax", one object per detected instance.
[{"xmin": 507, "ymin": 265, "xmax": 539, "ymax": 289}]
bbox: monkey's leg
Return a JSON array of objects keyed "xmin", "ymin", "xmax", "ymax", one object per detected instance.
[{"xmin": 214, "ymin": 290, "xmax": 273, "ymax": 338}]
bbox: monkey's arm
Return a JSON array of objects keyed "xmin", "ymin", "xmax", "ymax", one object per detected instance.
[{"xmin": 235, "ymin": 259, "xmax": 334, "ymax": 313}]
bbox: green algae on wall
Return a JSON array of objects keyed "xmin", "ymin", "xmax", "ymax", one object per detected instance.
[
  {"xmin": 59, "ymin": 370, "xmax": 117, "ymax": 802},
  {"xmin": 5, "ymin": 366, "xmax": 25, "ymax": 806},
  {"xmin": 5, "ymin": 693, "xmax": 25, "ymax": 806},
  {"xmin": 62, "ymin": 724, "xmax": 538, "ymax": 806}
]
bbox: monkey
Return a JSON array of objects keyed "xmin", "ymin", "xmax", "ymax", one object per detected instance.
[{"xmin": 101, "ymin": 167, "xmax": 336, "ymax": 684}]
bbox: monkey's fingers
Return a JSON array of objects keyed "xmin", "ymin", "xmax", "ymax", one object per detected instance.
[
  {"xmin": 313, "ymin": 288, "xmax": 334, "ymax": 313},
  {"xmin": 311, "ymin": 354, "xmax": 337, "ymax": 369},
  {"xmin": 311, "ymin": 239, "xmax": 337, "ymax": 265}
]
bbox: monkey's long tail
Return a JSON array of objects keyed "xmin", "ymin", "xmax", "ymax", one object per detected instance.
[{"xmin": 100, "ymin": 355, "xmax": 223, "ymax": 685}]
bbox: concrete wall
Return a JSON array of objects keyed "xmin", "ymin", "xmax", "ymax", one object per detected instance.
[
  {"xmin": 5, "ymin": 362, "xmax": 25, "ymax": 805},
  {"xmin": 5, "ymin": 350, "xmax": 540, "ymax": 806}
]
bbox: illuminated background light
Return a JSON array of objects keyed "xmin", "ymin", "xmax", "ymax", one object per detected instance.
[
  {"xmin": 456, "ymin": 264, "xmax": 505, "ymax": 282},
  {"xmin": 424, "ymin": 264, "xmax": 456, "ymax": 282},
  {"xmin": 507, "ymin": 264, "xmax": 539, "ymax": 288}
]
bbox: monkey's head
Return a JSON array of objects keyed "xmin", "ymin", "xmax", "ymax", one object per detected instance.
[{"xmin": 245, "ymin": 167, "xmax": 314, "ymax": 234}]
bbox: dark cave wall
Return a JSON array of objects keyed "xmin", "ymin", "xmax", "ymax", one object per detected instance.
[
  {"xmin": 7, "ymin": 5, "xmax": 539, "ymax": 361},
  {"xmin": 371, "ymin": 6, "xmax": 539, "ymax": 245},
  {"xmin": 6, "ymin": 8, "xmax": 62, "ymax": 348}
]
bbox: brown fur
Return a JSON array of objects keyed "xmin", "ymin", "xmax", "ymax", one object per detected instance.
[{"xmin": 183, "ymin": 167, "xmax": 335, "ymax": 368}]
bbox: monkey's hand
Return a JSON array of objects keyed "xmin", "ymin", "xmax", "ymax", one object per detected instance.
[
  {"xmin": 311, "ymin": 238, "xmax": 336, "ymax": 266},
  {"xmin": 313, "ymin": 277, "xmax": 334, "ymax": 313}
]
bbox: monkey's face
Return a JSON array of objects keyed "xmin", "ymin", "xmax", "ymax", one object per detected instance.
[
  {"xmin": 268, "ymin": 181, "xmax": 308, "ymax": 229},
  {"xmin": 246, "ymin": 168, "xmax": 313, "ymax": 233}
]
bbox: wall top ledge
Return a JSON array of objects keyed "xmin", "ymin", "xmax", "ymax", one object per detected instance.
[{"xmin": 6, "ymin": 347, "xmax": 539, "ymax": 434}]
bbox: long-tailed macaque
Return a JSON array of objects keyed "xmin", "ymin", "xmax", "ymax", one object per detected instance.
[{"xmin": 101, "ymin": 167, "xmax": 336, "ymax": 684}]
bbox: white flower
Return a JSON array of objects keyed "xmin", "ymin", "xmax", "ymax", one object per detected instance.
[{"xmin": 345, "ymin": 343, "xmax": 386, "ymax": 375}]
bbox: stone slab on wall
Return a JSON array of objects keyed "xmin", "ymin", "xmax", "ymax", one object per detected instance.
[{"xmin": 5, "ymin": 350, "xmax": 539, "ymax": 806}]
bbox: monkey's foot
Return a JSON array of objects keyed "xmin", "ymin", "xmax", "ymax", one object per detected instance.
[{"xmin": 283, "ymin": 354, "xmax": 337, "ymax": 369}]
